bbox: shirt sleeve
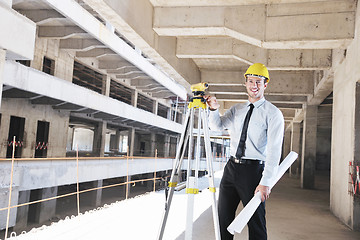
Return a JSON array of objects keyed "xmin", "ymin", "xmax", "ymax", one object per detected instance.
[
  {"xmin": 259, "ymin": 108, "xmax": 284, "ymax": 187},
  {"xmin": 208, "ymin": 107, "xmax": 235, "ymax": 131}
]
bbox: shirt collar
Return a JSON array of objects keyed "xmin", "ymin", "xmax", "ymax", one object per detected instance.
[{"xmin": 246, "ymin": 97, "xmax": 265, "ymax": 108}]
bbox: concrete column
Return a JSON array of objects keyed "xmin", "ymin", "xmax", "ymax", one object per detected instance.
[
  {"xmin": 89, "ymin": 180, "xmax": 103, "ymax": 207},
  {"xmin": 0, "ymin": 49, "xmax": 6, "ymax": 109},
  {"xmin": 131, "ymin": 89, "xmax": 138, "ymax": 107},
  {"xmin": 0, "ymin": 186, "xmax": 19, "ymax": 230},
  {"xmin": 282, "ymin": 126, "xmax": 291, "ymax": 161},
  {"xmin": 128, "ymin": 128, "xmax": 135, "ymax": 157},
  {"xmin": 164, "ymin": 134, "xmax": 170, "ymax": 158},
  {"xmin": 153, "ymin": 100, "xmax": 158, "ymax": 115},
  {"xmin": 212, "ymin": 140, "xmax": 217, "ymax": 160},
  {"xmin": 103, "ymin": 75, "xmax": 111, "ymax": 97},
  {"xmin": 167, "ymin": 107, "xmax": 172, "ymax": 120},
  {"xmin": 146, "ymin": 173, "xmax": 154, "ymax": 191},
  {"xmin": 301, "ymin": 105, "xmax": 318, "ymax": 189},
  {"xmin": 0, "ymin": 113, "xmax": 10, "ymax": 157},
  {"xmin": 14, "ymin": 190, "xmax": 30, "ymax": 231},
  {"xmin": 93, "ymin": 122, "xmax": 106, "ymax": 157},
  {"xmin": 125, "ymin": 175, "xmax": 131, "ymax": 199},
  {"xmin": 115, "ymin": 129, "xmax": 121, "ymax": 153},
  {"xmin": 150, "ymin": 133, "xmax": 156, "ymax": 157},
  {"xmin": 38, "ymin": 187, "xmax": 57, "ymax": 224},
  {"xmin": 290, "ymin": 122, "xmax": 302, "ymax": 177},
  {"xmin": 22, "ymin": 118, "xmax": 37, "ymax": 158}
]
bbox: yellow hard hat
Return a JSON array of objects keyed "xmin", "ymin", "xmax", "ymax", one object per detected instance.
[{"xmin": 244, "ymin": 63, "xmax": 270, "ymax": 82}]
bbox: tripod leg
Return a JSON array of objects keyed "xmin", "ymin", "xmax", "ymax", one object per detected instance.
[
  {"xmin": 157, "ymin": 108, "xmax": 192, "ymax": 240},
  {"xmin": 201, "ymin": 108, "xmax": 221, "ymax": 240},
  {"xmin": 185, "ymin": 107, "xmax": 201, "ymax": 240}
]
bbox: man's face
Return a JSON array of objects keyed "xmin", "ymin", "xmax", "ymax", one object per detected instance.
[{"xmin": 245, "ymin": 76, "xmax": 268, "ymax": 102}]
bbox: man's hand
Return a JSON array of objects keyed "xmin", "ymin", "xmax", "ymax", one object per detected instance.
[
  {"xmin": 255, "ymin": 185, "xmax": 271, "ymax": 202},
  {"xmin": 204, "ymin": 95, "xmax": 220, "ymax": 110}
]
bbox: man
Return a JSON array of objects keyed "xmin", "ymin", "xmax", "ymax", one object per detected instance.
[{"xmin": 206, "ymin": 63, "xmax": 284, "ymax": 240}]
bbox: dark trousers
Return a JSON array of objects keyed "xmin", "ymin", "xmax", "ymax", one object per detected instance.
[{"xmin": 218, "ymin": 160, "xmax": 267, "ymax": 240}]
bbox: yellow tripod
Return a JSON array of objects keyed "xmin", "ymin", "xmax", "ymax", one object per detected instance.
[{"xmin": 157, "ymin": 83, "xmax": 220, "ymax": 240}]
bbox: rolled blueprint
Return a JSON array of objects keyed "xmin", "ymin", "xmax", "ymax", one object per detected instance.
[{"xmin": 227, "ymin": 151, "xmax": 298, "ymax": 235}]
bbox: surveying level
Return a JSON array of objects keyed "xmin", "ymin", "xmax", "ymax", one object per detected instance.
[{"xmin": 157, "ymin": 82, "xmax": 220, "ymax": 240}]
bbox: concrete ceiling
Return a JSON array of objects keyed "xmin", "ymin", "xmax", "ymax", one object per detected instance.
[
  {"xmin": 78, "ymin": 0, "xmax": 354, "ymax": 122},
  {"xmin": 13, "ymin": 0, "xmax": 356, "ymax": 122}
]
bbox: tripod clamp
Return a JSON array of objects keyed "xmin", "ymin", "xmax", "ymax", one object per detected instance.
[{"xmin": 188, "ymin": 93, "xmax": 207, "ymax": 109}]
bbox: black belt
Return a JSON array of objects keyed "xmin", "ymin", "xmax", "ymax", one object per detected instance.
[{"xmin": 229, "ymin": 156, "xmax": 264, "ymax": 165}]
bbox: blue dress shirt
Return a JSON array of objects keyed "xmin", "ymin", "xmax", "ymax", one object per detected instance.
[{"xmin": 208, "ymin": 97, "xmax": 284, "ymax": 186}]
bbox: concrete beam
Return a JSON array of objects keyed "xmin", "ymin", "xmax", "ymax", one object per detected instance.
[
  {"xmin": 308, "ymin": 70, "xmax": 334, "ymax": 105},
  {"xmin": 38, "ymin": 26, "xmax": 88, "ymax": 39},
  {"xmin": 154, "ymin": 2, "xmax": 355, "ymax": 49},
  {"xmin": 203, "ymin": 70, "xmax": 314, "ymax": 95},
  {"xmin": 45, "ymin": 0, "xmax": 188, "ymax": 100},
  {"xmin": 140, "ymin": 86, "xmax": 167, "ymax": 92},
  {"xmin": 152, "ymin": 91, "xmax": 174, "ymax": 98},
  {"xmin": 281, "ymin": 108, "xmax": 296, "ymax": 118},
  {"xmin": 130, "ymin": 79, "xmax": 157, "ymax": 87},
  {"xmin": 107, "ymin": 67, "xmax": 139, "ymax": 74},
  {"xmin": 18, "ymin": 9, "xmax": 64, "ymax": 24},
  {"xmin": 177, "ymin": 37, "xmax": 332, "ymax": 70},
  {"xmin": 274, "ymin": 102, "xmax": 303, "ymax": 109},
  {"xmin": 293, "ymin": 108, "xmax": 305, "ymax": 123},
  {"xmin": 98, "ymin": 60, "xmax": 133, "ymax": 70},
  {"xmin": 59, "ymin": 38, "xmax": 105, "ymax": 51},
  {"xmin": 76, "ymin": 48, "xmax": 117, "ymax": 58},
  {"xmin": 82, "ymin": 0, "xmax": 199, "ymax": 89},
  {"xmin": 115, "ymin": 72, "xmax": 147, "ymax": 79}
]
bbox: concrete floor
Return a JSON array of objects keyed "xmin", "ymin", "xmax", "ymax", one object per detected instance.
[{"xmin": 177, "ymin": 171, "xmax": 360, "ymax": 240}]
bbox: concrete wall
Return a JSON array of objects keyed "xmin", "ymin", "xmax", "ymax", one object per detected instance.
[
  {"xmin": 31, "ymin": 38, "xmax": 74, "ymax": 82},
  {"xmin": 0, "ymin": 99, "xmax": 69, "ymax": 158},
  {"xmin": 331, "ymin": 2, "xmax": 360, "ymax": 230}
]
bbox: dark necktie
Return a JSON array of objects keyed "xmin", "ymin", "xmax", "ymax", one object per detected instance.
[{"xmin": 235, "ymin": 103, "xmax": 254, "ymax": 159}]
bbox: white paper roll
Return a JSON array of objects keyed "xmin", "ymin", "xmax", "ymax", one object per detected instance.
[{"xmin": 227, "ymin": 151, "xmax": 298, "ymax": 235}]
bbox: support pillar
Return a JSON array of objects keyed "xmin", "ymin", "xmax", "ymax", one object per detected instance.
[
  {"xmin": 153, "ymin": 100, "xmax": 158, "ymax": 115},
  {"xmin": 290, "ymin": 122, "xmax": 302, "ymax": 177},
  {"xmin": 164, "ymin": 134, "xmax": 170, "ymax": 158},
  {"xmin": 0, "ymin": 49, "xmax": 6, "ymax": 109},
  {"xmin": 150, "ymin": 133, "xmax": 156, "ymax": 157},
  {"xmin": 38, "ymin": 187, "xmax": 57, "ymax": 224},
  {"xmin": 89, "ymin": 180, "xmax": 103, "ymax": 207},
  {"xmin": 282, "ymin": 126, "xmax": 291, "ymax": 161},
  {"xmin": 14, "ymin": 190, "xmax": 30, "ymax": 231},
  {"xmin": 128, "ymin": 128, "xmax": 135, "ymax": 157},
  {"xmin": 115, "ymin": 129, "xmax": 121, "ymax": 153},
  {"xmin": 167, "ymin": 107, "xmax": 172, "ymax": 120},
  {"xmin": 0, "ymin": 186, "xmax": 19, "ymax": 230},
  {"xmin": 146, "ymin": 173, "xmax": 154, "ymax": 191},
  {"xmin": 103, "ymin": 75, "xmax": 111, "ymax": 97},
  {"xmin": 131, "ymin": 89, "xmax": 138, "ymax": 107},
  {"xmin": 93, "ymin": 122, "xmax": 106, "ymax": 157},
  {"xmin": 301, "ymin": 105, "xmax": 318, "ymax": 189},
  {"xmin": 125, "ymin": 176, "xmax": 131, "ymax": 199}
]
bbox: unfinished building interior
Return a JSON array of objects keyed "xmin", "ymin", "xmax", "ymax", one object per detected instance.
[{"xmin": 0, "ymin": 0, "xmax": 360, "ymax": 239}]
